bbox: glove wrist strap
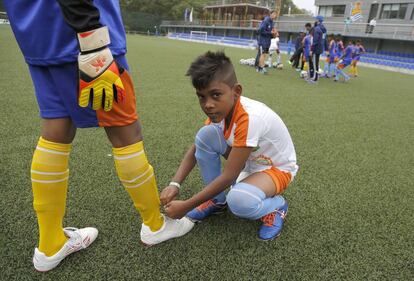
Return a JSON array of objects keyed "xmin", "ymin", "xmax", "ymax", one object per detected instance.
[{"xmin": 78, "ymin": 26, "xmax": 110, "ymax": 53}]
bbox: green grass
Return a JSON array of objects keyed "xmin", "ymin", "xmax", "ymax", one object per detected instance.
[{"xmin": 0, "ymin": 25, "xmax": 413, "ymax": 280}]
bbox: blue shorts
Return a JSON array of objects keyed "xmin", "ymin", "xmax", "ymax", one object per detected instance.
[
  {"xmin": 258, "ymin": 44, "xmax": 270, "ymax": 54},
  {"xmin": 28, "ymin": 56, "xmax": 138, "ymax": 128},
  {"xmin": 338, "ymin": 59, "xmax": 352, "ymax": 69}
]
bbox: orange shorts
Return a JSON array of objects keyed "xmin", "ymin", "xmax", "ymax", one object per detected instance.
[
  {"xmin": 96, "ymin": 69, "xmax": 138, "ymax": 127},
  {"xmin": 262, "ymin": 167, "xmax": 292, "ymax": 194}
]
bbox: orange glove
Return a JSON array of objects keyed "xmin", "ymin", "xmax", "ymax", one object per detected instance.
[{"xmin": 77, "ymin": 26, "xmax": 125, "ymax": 111}]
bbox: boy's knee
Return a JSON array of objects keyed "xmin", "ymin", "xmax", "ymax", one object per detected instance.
[
  {"xmin": 195, "ymin": 125, "xmax": 225, "ymax": 154},
  {"xmin": 196, "ymin": 125, "xmax": 219, "ymax": 141},
  {"xmin": 226, "ymin": 183, "xmax": 264, "ymax": 219}
]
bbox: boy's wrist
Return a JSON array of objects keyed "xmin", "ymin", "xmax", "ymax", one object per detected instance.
[{"xmin": 186, "ymin": 197, "xmax": 200, "ymax": 210}]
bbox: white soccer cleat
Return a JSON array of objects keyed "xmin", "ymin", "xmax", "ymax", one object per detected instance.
[
  {"xmin": 33, "ymin": 227, "xmax": 98, "ymax": 272},
  {"xmin": 140, "ymin": 215, "xmax": 194, "ymax": 246}
]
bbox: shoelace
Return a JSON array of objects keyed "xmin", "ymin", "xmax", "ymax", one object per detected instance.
[
  {"xmin": 261, "ymin": 212, "xmax": 276, "ymax": 227},
  {"xmin": 261, "ymin": 209, "xmax": 287, "ymax": 227},
  {"xmin": 63, "ymin": 228, "xmax": 84, "ymax": 248},
  {"xmin": 196, "ymin": 199, "xmax": 215, "ymax": 211}
]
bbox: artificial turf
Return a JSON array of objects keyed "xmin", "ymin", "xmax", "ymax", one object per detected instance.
[{"xmin": 0, "ymin": 26, "xmax": 413, "ymax": 280}]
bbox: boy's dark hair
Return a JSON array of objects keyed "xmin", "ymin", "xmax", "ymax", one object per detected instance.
[
  {"xmin": 305, "ymin": 22, "xmax": 312, "ymax": 28},
  {"xmin": 186, "ymin": 51, "xmax": 237, "ymax": 90},
  {"xmin": 356, "ymin": 39, "xmax": 362, "ymax": 44}
]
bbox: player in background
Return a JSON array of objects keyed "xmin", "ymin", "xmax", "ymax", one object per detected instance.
[
  {"xmin": 350, "ymin": 40, "xmax": 366, "ymax": 77},
  {"xmin": 335, "ymin": 40, "xmax": 355, "ymax": 82},
  {"xmin": 303, "ymin": 23, "xmax": 315, "ymax": 83},
  {"xmin": 160, "ymin": 51, "xmax": 298, "ymax": 241},
  {"xmin": 256, "ymin": 10, "xmax": 278, "ymax": 74},
  {"xmin": 335, "ymin": 35, "xmax": 345, "ymax": 64},
  {"xmin": 288, "ymin": 30, "xmax": 305, "ymax": 70},
  {"xmin": 310, "ymin": 16, "xmax": 328, "ymax": 82},
  {"xmin": 4, "ymin": 0, "xmax": 193, "ymax": 272},
  {"xmin": 322, "ymin": 34, "xmax": 336, "ymax": 78},
  {"xmin": 267, "ymin": 30, "xmax": 282, "ymax": 68}
]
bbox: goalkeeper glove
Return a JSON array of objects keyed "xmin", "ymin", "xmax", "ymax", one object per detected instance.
[{"xmin": 77, "ymin": 26, "xmax": 125, "ymax": 112}]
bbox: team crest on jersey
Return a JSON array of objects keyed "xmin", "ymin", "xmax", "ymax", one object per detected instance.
[{"xmin": 253, "ymin": 155, "xmax": 273, "ymax": 166}]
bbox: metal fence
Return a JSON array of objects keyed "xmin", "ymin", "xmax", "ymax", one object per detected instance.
[{"xmin": 121, "ymin": 10, "xmax": 162, "ymax": 34}]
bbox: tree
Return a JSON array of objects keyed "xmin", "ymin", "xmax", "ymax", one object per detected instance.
[{"xmin": 280, "ymin": 0, "xmax": 308, "ymax": 15}]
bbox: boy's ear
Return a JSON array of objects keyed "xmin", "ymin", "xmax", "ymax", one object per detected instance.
[{"xmin": 233, "ymin": 83, "xmax": 242, "ymax": 99}]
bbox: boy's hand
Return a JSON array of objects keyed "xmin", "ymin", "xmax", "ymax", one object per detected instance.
[
  {"xmin": 160, "ymin": 185, "xmax": 180, "ymax": 205},
  {"xmin": 164, "ymin": 200, "xmax": 190, "ymax": 219}
]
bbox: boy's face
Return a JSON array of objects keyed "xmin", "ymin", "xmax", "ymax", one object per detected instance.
[{"xmin": 196, "ymin": 80, "xmax": 242, "ymax": 123}]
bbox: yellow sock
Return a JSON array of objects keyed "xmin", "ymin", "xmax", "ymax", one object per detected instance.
[
  {"xmin": 31, "ymin": 137, "xmax": 71, "ymax": 256},
  {"xmin": 113, "ymin": 141, "xmax": 163, "ymax": 232},
  {"xmin": 354, "ymin": 65, "xmax": 358, "ymax": 76}
]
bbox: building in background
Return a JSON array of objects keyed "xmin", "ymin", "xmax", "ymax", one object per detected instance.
[{"xmin": 314, "ymin": 0, "xmax": 414, "ymax": 53}]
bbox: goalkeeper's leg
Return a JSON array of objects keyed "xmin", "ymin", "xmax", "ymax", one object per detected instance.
[
  {"xmin": 106, "ymin": 122, "xmax": 164, "ymax": 232},
  {"xmin": 32, "ymin": 118, "xmax": 76, "ymax": 256}
]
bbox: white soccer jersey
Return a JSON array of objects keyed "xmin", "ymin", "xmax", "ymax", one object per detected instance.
[
  {"xmin": 270, "ymin": 37, "xmax": 280, "ymax": 51},
  {"xmin": 207, "ymin": 96, "xmax": 298, "ymax": 177}
]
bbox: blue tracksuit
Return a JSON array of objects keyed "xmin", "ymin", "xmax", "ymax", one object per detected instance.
[
  {"xmin": 312, "ymin": 23, "xmax": 328, "ymax": 55},
  {"xmin": 257, "ymin": 16, "xmax": 274, "ymax": 48}
]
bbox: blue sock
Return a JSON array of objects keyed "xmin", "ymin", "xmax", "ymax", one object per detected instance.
[
  {"xmin": 323, "ymin": 63, "xmax": 329, "ymax": 74},
  {"xmin": 342, "ymin": 69, "xmax": 350, "ymax": 80},
  {"xmin": 226, "ymin": 182, "xmax": 286, "ymax": 220},
  {"xmin": 194, "ymin": 125, "xmax": 228, "ymax": 203},
  {"xmin": 334, "ymin": 67, "xmax": 339, "ymax": 79},
  {"xmin": 337, "ymin": 69, "xmax": 349, "ymax": 80}
]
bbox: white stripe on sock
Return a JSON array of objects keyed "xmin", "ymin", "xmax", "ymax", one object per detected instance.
[
  {"xmin": 31, "ymin": 169, "xmax": 69, "ymax": 175},
  {"xmin": 124, "ymin": 173, "xmax": 154, "ymax": 188},
  {"xmin": 36, "ymin": 146, "xmax": 70, "ymax": 156},
  {"xmin": 113, "ymin": 150, "xmax": 144, "ymax": 160},
  {"xmin": 119, "ymin": 167, "xmax": 151, "ymax": 183},
  {"xmin": 31, "ymin": 176, "xmax": 69, "ymax": 184}
]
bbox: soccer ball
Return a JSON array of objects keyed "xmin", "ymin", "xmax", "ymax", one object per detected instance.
[
  {"xmin": 300, "ymin": 70, "xmax": 308, "ymax": 79},
  {"xmin": 317, "ymin": 68, "xmax": 324, "ymax": 74}
]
